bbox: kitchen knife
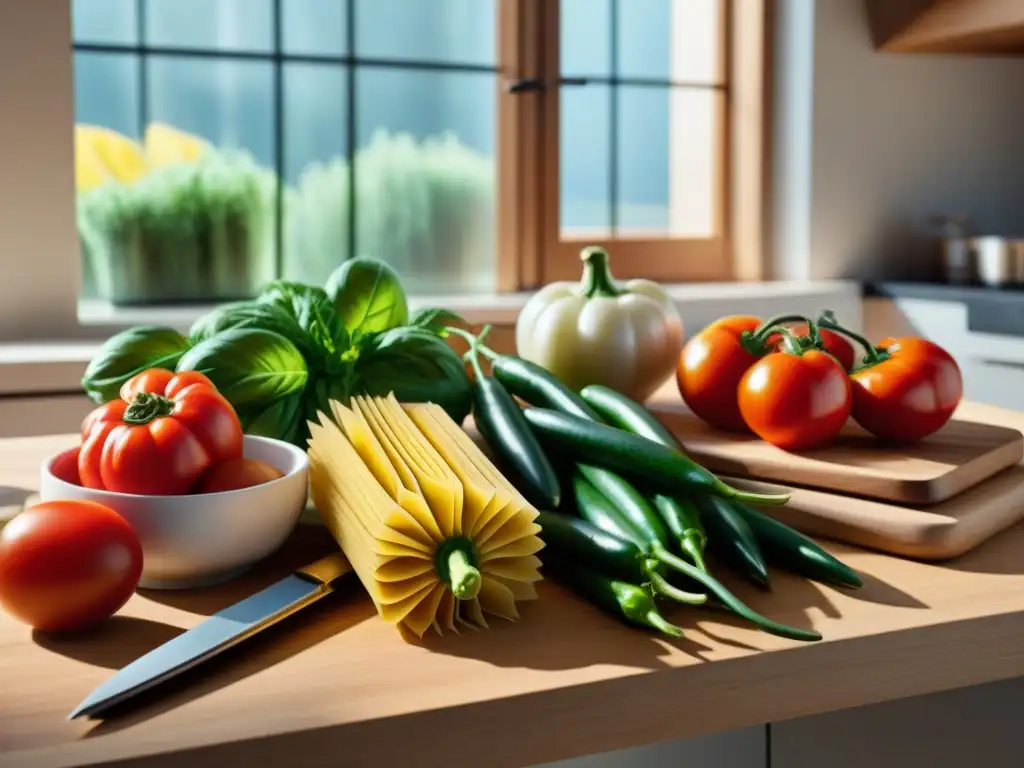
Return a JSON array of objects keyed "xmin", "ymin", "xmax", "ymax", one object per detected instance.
[{"xmin": 69, "ymin": 552, "xmax": 352, "ymax": 720}]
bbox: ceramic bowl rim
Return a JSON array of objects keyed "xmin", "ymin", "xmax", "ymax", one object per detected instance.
[{"xmin": 41, "ymin": 434, "xmax": 308, "ymax": 501}]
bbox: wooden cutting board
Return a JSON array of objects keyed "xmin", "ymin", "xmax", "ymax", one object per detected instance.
[
  {"xmin": 649, "ymin": 403, "xmax": 1024, "ymax": 505},
  {"xmin": 722, "ymin": 469, "xmax": 1024, "ymax": 561}
]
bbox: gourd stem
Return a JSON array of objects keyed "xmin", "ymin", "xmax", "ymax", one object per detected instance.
[
  {"xmin": 122, "ymin": 392, "xmax": 175, "ymax": 425},
  {"xmin": 580, "ymin": 247, "xmax": 625, "ymax": 298}
]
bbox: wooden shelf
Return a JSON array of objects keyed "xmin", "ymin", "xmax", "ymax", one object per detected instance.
[
  {"xmin": 867, "ymin": 0, "xmax": 1024, "ymax": 54},
  {"xmin": 2, "ymin": 399, "xmax": 1024, "ymax": 767}
]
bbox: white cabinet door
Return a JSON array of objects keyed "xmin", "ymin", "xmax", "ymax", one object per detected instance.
[
  {"xmin": 535, "ymin": 726, "xmax": 765, "ymax": 768},
  {"xmin": 771, "ymin": 678, "xmax": 1023, "ymax": 768}
]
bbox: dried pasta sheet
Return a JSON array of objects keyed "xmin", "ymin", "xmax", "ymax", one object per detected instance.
[{"xmin": 307, "ymin": 394, "xmax": 545, "ymax": 638}]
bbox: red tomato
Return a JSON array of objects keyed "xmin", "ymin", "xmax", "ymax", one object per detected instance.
[
  {"xmin": 676, "ymin": 315, "xmax": 763, "ymax": 433},
  {"xmin": 50, "ymin": 447, "xmax": 81, "ymax": 485},
  {"xmin": 848, "ymin": 337, "xmax": 962, "ymax": 442},
  {"xmin": 79, "ymin": 368, "xmax": 243, "ymax": 496},
  {"xmin": 196, "ymin": 457, "xmax": 284, "ymax": 494},
  {"xmin": 766, "ymin": 324, "xmax": 857, "ymax": 371},
  {"xmin": 738, "ymin": 348, "xmax": 853, "ymax": 451},
  {"xmin": 0, "ymin": 500, "xmax": 143, "ymax": 633}
]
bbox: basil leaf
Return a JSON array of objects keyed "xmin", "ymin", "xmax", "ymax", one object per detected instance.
[
  {"xmin": 258, "ymin": 280, "xmax": 331, "ymax": 331},
  {"xmin": 355, "ymin": 326, "xmax": 472, "ymax": 424},
  {"xmin": 82, "ymin": 326, "xmax": 192, "ymax": 404},
  {"xmin": 239, "ymin": 393, "xmax": 304, "ymax": 446},
  {"xmin": 176, "ymin": 327, "xmax": 308, "ymax": 410},
  {"xmin": 189, "ymin": 300, "xmax": 313, "ymax": 356},
  {"xmin": 325, "ymin": 256, "xmax": 409, "ymax": 336},
  {"xmin": 410, "ymin": 308, "xmax": 467, "ymax": 334}
]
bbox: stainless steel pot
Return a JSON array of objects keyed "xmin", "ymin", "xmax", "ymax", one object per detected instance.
[{"xmin": 973, "ymin": 236, "xmax": 1024, "ymax": 287}]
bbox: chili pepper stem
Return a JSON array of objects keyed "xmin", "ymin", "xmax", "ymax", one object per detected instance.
[
  {"xmin": 648, "ymin": 571, "xmax": 707, "ymax": 606},
  {"xmin": 644, "ymin": 611, "xmax": 684, "ymax": 638},
  {"xmin": 680, "ymin": 534, "xmax": 708, "ymax": 572}
]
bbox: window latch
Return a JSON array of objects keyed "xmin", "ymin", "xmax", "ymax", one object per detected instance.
[{"xmin": 505, "ymin": 77, "xmax": 589, "ymax": 94}]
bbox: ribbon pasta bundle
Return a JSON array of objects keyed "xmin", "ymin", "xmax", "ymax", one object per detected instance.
[{"xmin": 307, "ymin": 393, "xmax": 544, "ymax": 638}]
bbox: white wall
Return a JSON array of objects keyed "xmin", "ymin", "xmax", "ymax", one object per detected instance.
[{"xmin": 772, "ymin": 0, "xmax": 1024, "ymax": 282}]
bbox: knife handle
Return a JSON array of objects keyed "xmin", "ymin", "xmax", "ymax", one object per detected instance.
[{"xmin": 297, "ymin": 552, "xmax": 352, "ymax": 585}]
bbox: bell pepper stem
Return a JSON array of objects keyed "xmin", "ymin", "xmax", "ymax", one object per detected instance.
[
  {"xmin": 122, "ymin": 391, "xmax": 175, "ymax": 425},
  {"xmin": 816, "ymin": 310, "xmax": 889, "ymax": 367},
  {"xmin": 580, "ymin": 246, "xmax": 625, "ymax": 298},
  {"xmin": 648, "ymin": 571, "xmax": 707, "ymax": 606}
]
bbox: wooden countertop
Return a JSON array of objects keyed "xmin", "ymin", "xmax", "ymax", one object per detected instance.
[{"xmin": 1, "ymin": 398, "xmax": 1024, "ymax": 768}]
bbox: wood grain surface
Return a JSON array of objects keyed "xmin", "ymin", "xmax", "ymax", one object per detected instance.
[
  {"xmin": 0, "ymin": 401, "xmax": 1023, "ymax": 768},
  {"xmin": 649, "ymin": 404, "xmax": 1024, "ymax": 505}
]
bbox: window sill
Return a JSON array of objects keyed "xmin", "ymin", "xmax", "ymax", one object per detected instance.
[{"xmin": 1, "ymin": 279, "xmax": 862, "ymax": 397}]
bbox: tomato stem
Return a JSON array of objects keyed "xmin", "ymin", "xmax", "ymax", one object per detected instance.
[
  {"xmin": 751, "ymin": 313, "xmax": 812, "ymax": 340},
  {"xmin": 579, "ymin": 246, "xmax": 626, "ymax": 299},
  {"xmin": 761, "ymin": 325, "xmax": 804, "ymax": 356},
  {"xmin": 122, "ymin": 391, "xmax": 175, "ymax": 425},
  {"xmin": 816, "ymin": 311, "xmax": 890, "ymax": 367}
]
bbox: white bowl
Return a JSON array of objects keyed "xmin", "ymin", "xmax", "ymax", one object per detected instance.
[{"xmin": 39, "ymin": 435, "xmax": 309, "ymax": 590}]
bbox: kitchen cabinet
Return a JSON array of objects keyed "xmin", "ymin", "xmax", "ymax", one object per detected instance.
[
  {"xmin": 772, "ymin": 677, "xmax": 1023, "ymax": 768},
  {"xmin": 541, "ymin": 727, "xmax": 765, "ymax": 768}
]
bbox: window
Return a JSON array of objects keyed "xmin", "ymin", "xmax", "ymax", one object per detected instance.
[{"xmin": 0, "ymin": 1, "xmax": 768, "ymax": 339}]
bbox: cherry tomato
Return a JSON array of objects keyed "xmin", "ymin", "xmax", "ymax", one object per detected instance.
[
  {"xmin": 196, "ymin": 457, "xmax": 284, "ymax": 494},
  {"xmin": 0, "ymin": 500, "xmax": 143, "ymax": 633},
  {"xmin": 738, "ymin": 347, "xmax": 853, "ymax": 451},
  {"xmin": 766, "ymin": 324, "xmax": 857, "ymax": 371},
  {"xmin": 676, "ymin": 315, "xmax": 762, "ymax": 433},
  {"xmin": 79, "ymin": 368, "xmax": 243, "ymax": 496},
  {"xmin": 848, "ymin": 337, "xmax": 962, "ymax": 443}
]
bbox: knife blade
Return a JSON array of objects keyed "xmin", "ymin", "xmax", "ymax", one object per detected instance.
[{"xmin": 69, "ymin": 552, "xmax": 352, "ymax": 720}]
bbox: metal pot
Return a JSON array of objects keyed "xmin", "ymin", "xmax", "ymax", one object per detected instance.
[{"xmin": 973, "ymin": 236, "xmax": 1024, "ymax": 287}]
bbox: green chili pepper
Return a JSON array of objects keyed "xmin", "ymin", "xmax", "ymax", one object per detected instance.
[
  {"xmin": 521, "ymin": 407, "xmax": 791, "ymax": 506},
  {"xmin": 694, "ymin": 494, "xmax": 770, "ymax": 588},
  {"xmin": 580, "ymin": 384, "xmax": 708, "ymax": 570},
  {"xmin": 730, "ymin": 502, "xmax": 863, "ymax": 589},
  {"xmin": 446, "ymin": 325, "xmax": 561, "ymax": 509}
]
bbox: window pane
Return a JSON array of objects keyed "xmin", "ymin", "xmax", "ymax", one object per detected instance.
[
  {"xmin": 74, "ymin": 53, "xmax": 140, "ymax": 139},
  {"xmin": 561, "ymin": 85, "xmax": 611, "ymax": 237},
  {"xmin": 664, "ymin": 88, "xmax": 717, "ymax": 237},
  {"xmin": 72, "ymin": 0, "xmax": 137, "ymax": 45},
  {"xmin": 642, "ymin": 0, "xmax": 719, "ymax": 84},
  {"xmin": 73, "ymin": 52, "xmax": 141, "ymax": 301},
  {"xmin": 283, "ymin": 0, "xmax": 347, "ymax": 56},
  {"xmin": 561, "ymin": 0, "xmax": 611, "ymax": 77},
  {"xmin": 616, "ymin": 86, "xmax": 671, "ymax": 235},
  {"xmin": 284, "ymin": 63, "xmax": 350, "ymax": 285},
  {"xmin": 147, "ymin": 57, "xmax": 275, "ymax": 165},
  {"xmin": 354, "ymin": 68, "xmax": 496, "ymax": 295},
  {"xmin": 145, "ymin": 0, "xmax": 273, "ymax": 52},
  {"xmin": 355, "ymin": 0, "xmax": 496, "ymax": 65},
  {"xmin": 78, "ymin": 56, "xmax": 277, "ymax": 305}
]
